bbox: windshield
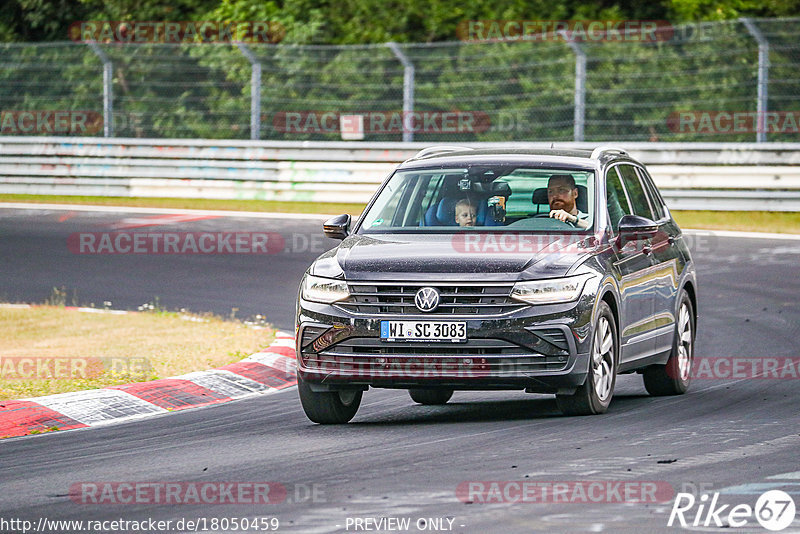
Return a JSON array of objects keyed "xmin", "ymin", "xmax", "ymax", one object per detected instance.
[{"xmin": 359, "ymin": 165, "xmax": 595, "ymax": 233}]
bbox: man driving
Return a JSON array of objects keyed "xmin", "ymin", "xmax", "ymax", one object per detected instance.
[{"xmin": 548, "ymin": 174, "xmax": 590, "ymax": 229}]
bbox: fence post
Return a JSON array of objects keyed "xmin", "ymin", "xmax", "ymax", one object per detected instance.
[
  {"xmin": 387, "ymin": 42, "xmax": 415, "ymax": 143},
  {"xmin": 561, "ymin": 33, "xmax": 586, "ymax": 142},
  {"xmin": 87, "ymin": 41, "xmax": 113, "ymax": 137},
  {"xmin": 740, "ymin": 18, "xmax": 770, "ymax": 143},
  {"xmin": 237, "ymin": 43, "xmax": 262, "ymax": 140}
]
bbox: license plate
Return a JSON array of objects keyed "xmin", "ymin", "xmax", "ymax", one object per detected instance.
[{"xmin": 380, "ymin": 321, "xmax": 467, "ymax": 342}]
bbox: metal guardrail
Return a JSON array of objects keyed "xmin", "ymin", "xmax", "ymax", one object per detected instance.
[{"xmin": 1, "ymin": 137, "xmax": 799, "ymax": 210}]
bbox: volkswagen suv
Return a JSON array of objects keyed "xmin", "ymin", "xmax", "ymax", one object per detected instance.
[{"xmin": 295, "ymin": 146, "xmax": 697, "ymax": 423}]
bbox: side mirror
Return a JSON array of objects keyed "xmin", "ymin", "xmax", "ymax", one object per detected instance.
[
  {"xmin": 323, "ymin": 214, "xmax": 351, "ymax": 240},
  {"xmin": 617, "ymin": 214, "xmax": 658, "ymax": 241}
]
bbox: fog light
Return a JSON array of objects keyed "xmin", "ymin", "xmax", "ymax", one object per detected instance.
[{"xmin": 463, "ymin": 358, "xmax": 473, "ymax": 365}]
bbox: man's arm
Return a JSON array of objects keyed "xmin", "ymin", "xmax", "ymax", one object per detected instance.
[{"xmin": 549, "ymin": 209, "xmax": 590, "ymax": 228}]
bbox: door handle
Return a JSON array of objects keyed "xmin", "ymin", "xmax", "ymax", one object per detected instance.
[{"xmin": 642, "ymin": 244, "xmax": 652, "ymax": 255}]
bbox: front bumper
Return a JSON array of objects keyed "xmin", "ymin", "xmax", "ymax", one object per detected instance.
[{"xmin": 296, "ymin": 295, "xmax": 595, "ymax": 394}]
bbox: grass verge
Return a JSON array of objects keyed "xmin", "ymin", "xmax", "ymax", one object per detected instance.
[
  {"xmin": 671, "ymin": 211, "xmax": 800, "ymax": 234},
  {"xmin": 0, "ymin": 194, "xmax": 366, "ymax": 217},
  {"xmin": 0, "ymin": 305, "xmax": 275, "ymax": 400}
]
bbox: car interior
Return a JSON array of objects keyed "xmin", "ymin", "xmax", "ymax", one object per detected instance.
[{"xmin": 360, "ymin": 167, "xmax": 596, "ymax": 231}]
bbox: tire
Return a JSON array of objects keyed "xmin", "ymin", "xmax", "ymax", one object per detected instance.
[
  {"xmin": 643, "ymin": 292, "xmax": 695, "ymax": 396},
  {"xmin": 297, "ymin": 375, "xmax": 362, "ymax": 424},
  {"xmin": 409, "ymin": 388, "xmax": 453, "ymax": 405},
  {"xmin": 556, "ymin": 301, "xmax": 618, "ymax": 416}
]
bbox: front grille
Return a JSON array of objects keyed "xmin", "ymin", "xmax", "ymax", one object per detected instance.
[
  {"xmin": 327, "ymin": 337, "xmax": 532, "ymax": 356},
  {"xmin": 300, "ymin": 337, "xmax": 569, "ymax": 377},
  {"xmin": 335, "ymin": 282, "xmax": 527, "ymax": 316}
]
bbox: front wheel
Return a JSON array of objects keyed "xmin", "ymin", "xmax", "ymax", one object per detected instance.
[
  {"xmin": 556, "ymin": 301, "xmax": 618, "ymax": 416},
  {"xmin": 409, "ymin": 389, "xmax": 453, "ymax": 405},
  {"xmin": 297, "ymin": 375, "xmax": 362, "ymax": 424},
  {"xmin": 643, "ymin": 292, "xmax": 695, "ymax": 396}
]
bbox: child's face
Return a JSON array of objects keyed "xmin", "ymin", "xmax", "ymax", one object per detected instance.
[{"xmin": 455, "ymin": 205, "xmax": 476, "ymax": 227}]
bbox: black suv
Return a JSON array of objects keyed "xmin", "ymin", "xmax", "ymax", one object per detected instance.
[{"xmin": 296, "ymin": 146, "xmax": 697, "ymax": 423}]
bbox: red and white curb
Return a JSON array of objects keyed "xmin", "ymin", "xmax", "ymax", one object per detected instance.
[{"xmin": 0, "ymin": 333, "xmax": 297, "ymax": 439}]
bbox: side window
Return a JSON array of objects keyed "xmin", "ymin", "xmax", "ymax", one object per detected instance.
[
  {"xmin": 363, "ymin": 174, "xmax": 417, "ymax": 228},
  {"xmin": 636, "ymin": 167, "xmax": 667, "ymax": 221},
  {"xmin": 419, "ymin": 174, "xmax": 444, "ymax": 216},
  {"xmin": 605, "ymin": 167, "xmax": 632, "ymax": 233},
  {"xmin": 617, "ymin": 165, "xmax": 654, "ymax": 220}
]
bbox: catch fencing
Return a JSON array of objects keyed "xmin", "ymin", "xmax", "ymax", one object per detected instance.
[{"xmin": 1, "ymin": 18, "xmax": 799, "ymax": 143}]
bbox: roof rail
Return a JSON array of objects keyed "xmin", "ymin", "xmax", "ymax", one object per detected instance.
[
  {"xmin": 590, "ymin": 146, "xmax": 628, "ymax": 160},
  {"xmin": 412, "ymin": 146, "xmax": 474, "ymax": 159}
]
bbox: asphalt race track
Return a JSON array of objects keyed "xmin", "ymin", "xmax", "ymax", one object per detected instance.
[
  {"xmin": 0, "ymin": 206, "xmax": 337, "ymax": 330},
  {"xmin": 1, "ymin": 205, "xmax": 799, "ymax": 533}
]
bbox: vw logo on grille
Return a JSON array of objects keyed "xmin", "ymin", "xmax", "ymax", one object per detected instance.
[{"xmin": 414, "ymin": 287, "xmax": 440, "ymax": 312}]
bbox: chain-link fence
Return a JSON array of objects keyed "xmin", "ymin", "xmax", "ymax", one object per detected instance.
[{"xmin": 1, "ymin": 18, "xmax": 798, "ymax": 142}]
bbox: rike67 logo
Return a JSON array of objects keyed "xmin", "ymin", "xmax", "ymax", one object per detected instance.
[{"xmin": 668, "ymin": 490, "xmax": 796, "ymax": 531}]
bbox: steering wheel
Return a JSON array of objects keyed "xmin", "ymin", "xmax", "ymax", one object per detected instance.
[{"xmin": 533, "ymin": 212, "xmax": 576, "ymax": 228}]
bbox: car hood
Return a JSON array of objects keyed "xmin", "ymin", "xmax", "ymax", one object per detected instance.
[{"xmin": 309, "ymin": 232, "xmax": 599, "ymax": 282}]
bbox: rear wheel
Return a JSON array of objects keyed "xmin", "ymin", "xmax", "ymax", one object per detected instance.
[
  {"xmin": 643, "ymin": 292, "xmax": 694, "ymax": 396},
  {"xmin": 556, "ymin": 301, "xmax": 617, "ymax": 416},
  {"xmin": 297, "ymin": 375, "xmax": 362, "ymax": 424},
  {"xmin": 409, "ymin": 389, "xmax": 453, "ymax": 405}
]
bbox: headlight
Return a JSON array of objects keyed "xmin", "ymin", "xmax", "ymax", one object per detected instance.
[
  {"xmin": 302, "ymin": 274, "xmax": 350, "ymax": 304},
  {"xmin": 511, "ymin": 274, "xmax": 593, "ymax": 305}
]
